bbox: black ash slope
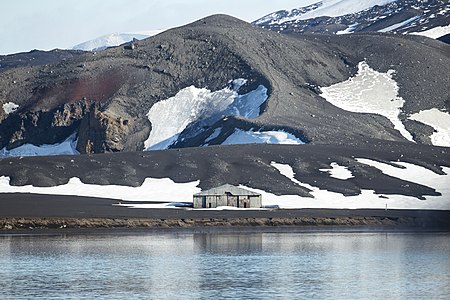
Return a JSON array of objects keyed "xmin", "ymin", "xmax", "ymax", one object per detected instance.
[{"xmin": 0, "ymin": 143, "xmax": 448, "ymax": 200}]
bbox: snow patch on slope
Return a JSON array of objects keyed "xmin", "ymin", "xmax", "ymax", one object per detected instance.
[
  {"xmin": 320, "ymin": 61, "xmax": 414, "ymax": 142},
  {"xmin": 265, "ymin": 161, "xmax": 450, "ymax": 210},
  {"xmin": 222, "ymin": 129, "xmax": 304, "ymax": 145},
  {"xmin": 378, "ymin": 16, "xmax": 421, "ymax": 33},
  {"xmin": 319, "ymin": 162, "xmax": 354, "ymax": 179},
  {"xmin": 409, "ymin": 108, "xmax": 450, "ymax": 147},
  {"xmin": 410, "ymin": 24, "xmax": 450, "ymax": 39},
  {"xmin": 0, "ymin": 133, "xmax": 79, "ymax": 158},
  {"xmin": 278, "ymin": 0, "xmax": 396, "ymax": 23},
  {"xmin": 144, "ymin": 80, "xmax": 268, "ymax": 150},
  {"xmin": 2, "ymin": 102, "xmax": 19, "ymax": 115},
  {"xmin": 336, "ymin": 23, "xmax": 359, "ymax": 35}
]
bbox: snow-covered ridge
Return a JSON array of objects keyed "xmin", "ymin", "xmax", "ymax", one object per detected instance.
[
  {"xmin": 72, "ymin": 31, "xmax": 163, "ymax": 51},
  {"xmin": 144, "ymin": 79, "xmax": 268, "ymax": 151},
  {"xmin": 0, "ymin": 133, "xmax": 79, "ymax": 158},
  {"xmin": 254, "ymin": 0, "xmax": 449, "ymax": 39},
  {"xmin": 320, "ymin": 61, "xmax": 414, "ymax": 142}
]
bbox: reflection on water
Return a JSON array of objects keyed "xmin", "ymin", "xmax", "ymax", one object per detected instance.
[{"xmin": 0, "ymin": 232, "xmax": 449, "ymax": 299}]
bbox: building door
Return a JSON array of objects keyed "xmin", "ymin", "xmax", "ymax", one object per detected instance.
[{"xmin": 202, "ymin": 196, "xmax": 206, "ymax": 208}]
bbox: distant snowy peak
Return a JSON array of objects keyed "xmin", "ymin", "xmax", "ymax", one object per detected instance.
[
  {"xmin": 72, "ymin": 31, "xmax": 164, "ymax": 51},
  {"xmin": 254, "ymin": 2, "xmax": 323, "ymax": 25},
  {"xmin": 254, "ymin": 0, "xmax": 450, "ymax": 40}
]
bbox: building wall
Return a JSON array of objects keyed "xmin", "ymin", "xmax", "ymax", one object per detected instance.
[{"xmin": 193, "ymin": 194, "xmax": 262, "ymax": 209}]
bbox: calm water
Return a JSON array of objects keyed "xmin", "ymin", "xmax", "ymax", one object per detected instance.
[{"xmin": 0, "ymin": 232, "xmax": 449, "ymax": 299}]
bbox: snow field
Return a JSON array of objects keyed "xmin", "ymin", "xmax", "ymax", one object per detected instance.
[
  {"xmin": 0, "ymin": 160, "xmax": 448, "ymax": 210},
  {"xmin": 262, "ymin": 161, "xmax": 450, "ymax": 210},
  {"xmin": 144, "ymin": 79, "xmax": 268, "ymax": 150},
  {"xmin": 320, "ymin": 61, "xmax": 414, "ymax": 142}
]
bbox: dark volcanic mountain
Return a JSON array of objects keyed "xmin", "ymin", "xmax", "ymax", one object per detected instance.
[
  {"xmin": 0, "ymin": 14, "xmax": 449, "ymax": 155},
  {"xmin": 254, "ymin": 0, "xmax": 449, "ymax": 39},
  {"xmin": 0, "ymin": 14, "xmax": 449, "ymax": 210}
]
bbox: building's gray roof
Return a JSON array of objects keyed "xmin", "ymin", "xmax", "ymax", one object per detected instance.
[{"xmin": 194, "ymin": 184, "xmax": 261, "ymax": 196}]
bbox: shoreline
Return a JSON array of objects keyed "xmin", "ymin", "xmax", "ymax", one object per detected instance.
[
  {"xmin": 2, "ymin": 213, "xmax": 450, "ymax": 234},
  {"xmin": 1, "ymin": 193, "xmax": 450, "ymax": 234}
]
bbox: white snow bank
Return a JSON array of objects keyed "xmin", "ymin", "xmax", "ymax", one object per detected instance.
[
  {"xmin": 278, "ymin": 0, "xmax": 395, "ymax": 23},
  {"xmin": 2, "ymin": 102, "xmax": 19, "ymax": 115},
  {"xmin": 320, "ymin": 61, "xmax": 414, "ymax": 142},
  {"xmin": 319, "ymin": 162, "xmax": 354, "ymax": 179},
  {"xmin": 144, "ymin": 80, "xmax": 268, "ymax": 150},
  {"xmin": 378, "ymin": 16, "xmax": 420, "ymax": 33},
  {"xmin": 0, "ymin": 133, "xmax": 79, "ymax": 158},
  {"xmin": 259, "ymin": 161, "xmax": 450, "ymax": 210},
  {"xmin": 222, "ymin": 129, "xmax": 304, "ymax": 146},
  {"xmin": 0, "ymin": 176, "xmax": 200, "ymax": 202},
  {"xmin": 410, "ymin": 24, "xmax": 450, "ymax": 39},
  {"xmin": 409, "ymin": 108, "xmax": 450, "ymax": 147}
]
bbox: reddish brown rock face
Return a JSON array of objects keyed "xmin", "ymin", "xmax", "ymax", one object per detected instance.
[{"xmin": 31, "ymin": 70, "xmax": 126, "ymax": 112}]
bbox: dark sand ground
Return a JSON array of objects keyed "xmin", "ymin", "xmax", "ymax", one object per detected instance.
[{"xmin": 1, "ymin": 193, "xmax": 449, "ymax": 233}]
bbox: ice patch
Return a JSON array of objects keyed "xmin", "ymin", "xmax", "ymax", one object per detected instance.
[
  {"xmin": 262, "ymin": 161, "xmax": 450, "ymax": 210},
  {"xmin": 378, "ymin": 16, "xmax": 421, "ymax": 33},
  {"xmin": 320, "ymin": 61, "xmax": 414, "ymax": 142},
  {"xmin": 0, "ymin": 133, "xmax": 79, "ymax": 157},
  {"xmin": 411, "ymin": 24, "xmax": 450, "ymax": 39},
  {"xmin": 203, "ymin": 128, "xmax": 222, "ymax": 145},
  {"xmin": 222, "ymin": 129, "xmax": 304, "ymax": 145},
  {"xmin": 409, "ymin": 108, "xmax": 450, "ymax": 147},
  {"xmin": 0, "ymin": 176, "xmax": 201, "ymax": 202},
  {"xmin": 144, "ymin": 80, "xmax": 268, "ymax": 150},
  {"xmin": 2, "ymin": 102, "xmax": 19, "ymax": 115},
  {"xmin": 319, "ymin": 162, "xmax": 354, "ymax": 179}
]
